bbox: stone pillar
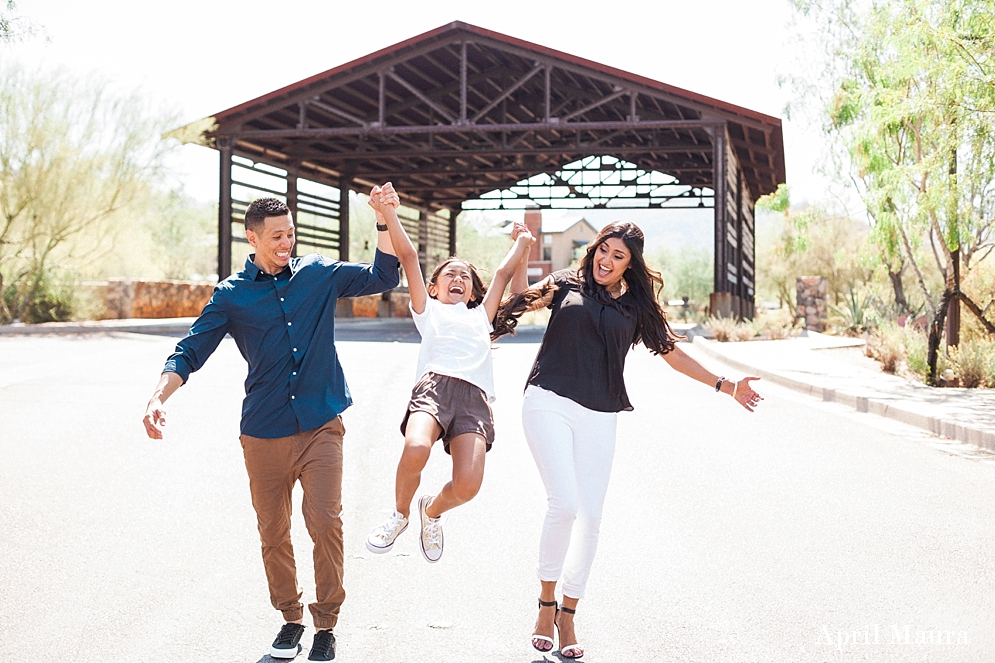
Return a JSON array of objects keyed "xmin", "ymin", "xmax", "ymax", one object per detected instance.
[{"xmin": 796, "ymin": 276, "xmax": 828, "ymax": 332}]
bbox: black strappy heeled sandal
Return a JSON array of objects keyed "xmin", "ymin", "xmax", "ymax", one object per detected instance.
[
  {"xmin": 531, "ymin": 599, "xmax": 557, "ymax": 653},
  {"xmin": 555, "ymin": 605, "xmax": 584, "ymax": 658}
]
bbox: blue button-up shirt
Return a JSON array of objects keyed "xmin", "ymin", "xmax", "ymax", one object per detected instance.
[{"xmin": 163, "ymin": 250, "xmax": 400, "ymax": 438}]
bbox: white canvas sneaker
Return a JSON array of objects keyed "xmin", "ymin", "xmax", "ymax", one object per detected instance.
[
  {"xmin": 417, "ymin": 495, "xmax": 444, "ymax": 563},
  {"xmin": 366, "ymin": 510, "xmax": 408, "ymax": 553}
]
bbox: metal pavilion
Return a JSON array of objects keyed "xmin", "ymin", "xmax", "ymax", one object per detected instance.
[{"xmin": 169, "ymin": 21, "xmax": 785, "ymax": 318}]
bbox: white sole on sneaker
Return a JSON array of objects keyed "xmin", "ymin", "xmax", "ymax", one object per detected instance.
[
  {"xmin": 271, "ymin": 643, "xmax": 302, "ymax": 658},
  {"xmin": 365, "ymin": 521, "xmax": 407, "ymax": 554}
]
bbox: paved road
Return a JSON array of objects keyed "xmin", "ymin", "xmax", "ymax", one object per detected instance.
[{"xmin": 1, "ymin": 332, "xmax": 993, "ymax": 662}]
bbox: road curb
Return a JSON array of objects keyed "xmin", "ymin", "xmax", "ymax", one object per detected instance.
[
  {"xmin": 691, "ymin": 337, "xmax": 995, "ymax": 453},
  {"xmin": 0, "ymin": 318, "xmax": 198, "ymax": 336}
]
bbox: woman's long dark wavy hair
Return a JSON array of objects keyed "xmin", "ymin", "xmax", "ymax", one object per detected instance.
[{"xmin": 492, "ymin": 221, "xmax": 682, "ymax": 353}]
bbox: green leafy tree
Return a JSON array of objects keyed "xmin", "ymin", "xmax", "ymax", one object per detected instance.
[
  {"xmin": 756, "ymin": 185, "xmax": 875, "ymax": 316},
  {"xmin": 790, "ymin": 0, "xmax": 995, "ymax": 383},
  {"xmin": 0, "ymin": 64, "xmax": 172, "ymax": 322},
  {"xmin": 0, "ymin": 1, "xmax": 40, "ymax": 43},
  {"xmin": 144, "ymin": 190, "xmax": 216, "ymax": 280},
  {"xmin": 652, "ymin": 247, "xmax": 712, "ymax": 309}
]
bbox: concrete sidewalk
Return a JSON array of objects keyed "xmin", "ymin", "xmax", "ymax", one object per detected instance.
[
  {"xmin": 0, "ymin": 317, "xmax": 199, "ymax": 336},
  {"xmin": 693, "ymin": 332, "xmax": 995, "ymax": 452}
]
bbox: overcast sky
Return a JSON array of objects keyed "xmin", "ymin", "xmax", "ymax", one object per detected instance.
[{"xmin": 11, "ymin": 0, "xmax": 845, "ymax": 210}]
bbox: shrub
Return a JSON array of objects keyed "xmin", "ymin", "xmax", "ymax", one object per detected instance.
[
  {"xmin": 734, "ymin": 323, "xmax": 757, "ymax": 342},
  {"xmin": 949, "ymin": 340, "xmax": 995, "ymax": 388},
  {"xmin": 902, "ymin": 327, "xmax": 929, "ymax": 379},
  {"xmin": 754, "ymin": 306, "xmax": 799, "ymax": 340},
  {"xmin": 828, "ymin": 286, "xmax": 879, "ymax": 335},
  {"xmin": 2, "ymin": 268, "xmax": 77, "ymax": 323},
  {"xmin": 703, "ymin": 315, "xmax": 758, "ymax": 342},
  {"xmin": 704, "ymin": 315, "xmax": 739, "ymax": 342},
  {"xmin": 866, "ymin": 322, "xmax": 905, "ymax": 373}
]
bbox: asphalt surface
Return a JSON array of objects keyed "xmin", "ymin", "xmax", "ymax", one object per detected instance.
[{"xmin": 1, "ymin": 332, "xmax": 994, "ymax": 662}]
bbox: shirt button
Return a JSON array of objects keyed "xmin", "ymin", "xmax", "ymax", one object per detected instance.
[
  {"xmin": 293, "ymin": 371, "xmax": 297, "ymax": 376},
  {"xmin": 280, "ymin": 297, "xmax": 285, "ymax": 302},
  {"xmin": 293, "ymin": 347, "xmax": 298, "ymax": 352},
  {"xmin": 287, "ymin": 322, "xmax": 292, "ymax": 326},
  {"xmin": 291, "ymin": 395, "xmax": 295, "ymax": 400}
]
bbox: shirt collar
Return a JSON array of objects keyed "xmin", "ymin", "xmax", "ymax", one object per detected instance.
[{"xmin": 244, "ymin": 254, "xmax": 294, "ymax": 281}]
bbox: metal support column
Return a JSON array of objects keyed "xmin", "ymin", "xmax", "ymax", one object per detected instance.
[
  {"xmin": 339, "ymin": 178, "xmax": 351, "ymax": 261},
  {"xmin": 286, "ymin": 162, "xmax": 299, "ymax": 258},
  {"xmin": 417, "ymin": 209, "xmax": 429, "ymax": 277},
  {"xmin": 218, "ymin": 137, "xmax": 233, "ymax": 280},
  {"xmin": 735, "ymin": 168, "xmax": 744, "ymax": 317},
  {"xmin": 712, "ymin": 127, "xmax": 727, "ymax": 295},
  {"xmin": 448, "ymin": 206, "xmax": 459, "ymax": 257}
]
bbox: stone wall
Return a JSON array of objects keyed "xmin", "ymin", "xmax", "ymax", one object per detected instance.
[
  {"xmin": 85, "ymin": 279, "xmax": 412, "ymax": 320},
  {"xmin": 85, "ymin": 278, "xmax": 215, "ymax": 320},
  {"xmin": 338, "ymin": 291, "xmax": 412, "ymax": 318},
  {"xmin": 796, "ymin": 276, "xmax": 828, "ymax": 331}
]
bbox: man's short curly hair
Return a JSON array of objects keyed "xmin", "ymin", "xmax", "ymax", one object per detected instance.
[{"xmin": 244, "ymin": 197, "xmax": 291, "ymax": 233}]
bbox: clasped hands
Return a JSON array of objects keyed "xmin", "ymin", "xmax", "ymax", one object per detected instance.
[{"xmin": 368, "ymin": 182, "xmax": 400, "ymax": 216}]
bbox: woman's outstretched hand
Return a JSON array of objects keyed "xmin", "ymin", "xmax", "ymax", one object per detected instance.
[{"xmin": 734, "ymin": 377, "xmax": 764, "ymax": 412}]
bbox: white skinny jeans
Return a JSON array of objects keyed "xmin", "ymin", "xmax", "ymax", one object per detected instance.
[{"xmin": 521, "ymin": 385, "xmax": 617, "ymax": 599}]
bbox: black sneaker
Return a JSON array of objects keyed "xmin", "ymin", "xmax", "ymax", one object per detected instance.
[
  {"xmin": 308, "ymin": 629, "xmax": 336, "ymax": 662},
  {"xmin": 271, "ymin": 622, "xmax": 305, "ymax": 659}
]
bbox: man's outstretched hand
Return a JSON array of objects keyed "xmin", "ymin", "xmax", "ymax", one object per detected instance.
[
  {"xmin": 143, "ymin": 399, "xmax": 167, "ymax": 439},
  {"xmin": 142, "ymin": 372, "xmax": 182, "ymax": 439}
]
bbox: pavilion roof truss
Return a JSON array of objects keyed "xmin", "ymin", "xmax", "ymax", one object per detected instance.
[
  {"xmin": 204, "ymin": 23, "xmax": 783, "ymax": 212},
  {"xmin": 189, "ymin": 22, "xmax": 782, "ymax": 316}
]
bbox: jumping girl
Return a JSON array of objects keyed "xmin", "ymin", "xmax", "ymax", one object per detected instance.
[
  {"xmin": 364, "ymin": 183, "xmax": 534, "ymax": 563},
  {"xmin": 505, "ymin": 221, "xmax": 764, "ymax": 658}
]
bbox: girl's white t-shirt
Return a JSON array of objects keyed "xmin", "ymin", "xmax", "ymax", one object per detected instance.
[{"xmin": 410, "ymin": 297, "xmax": 495, "ymax": 402}]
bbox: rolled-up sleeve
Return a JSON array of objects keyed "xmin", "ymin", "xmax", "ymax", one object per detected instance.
[
  {"xmin": 334, "ymin": 249, "xmax": 401, "ymax": 298},
  {"xmin": 162, "ymin": 292, "xmax": 230, "ymax": 383}
]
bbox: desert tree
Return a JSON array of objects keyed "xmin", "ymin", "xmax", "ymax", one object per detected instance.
[
  {"xmin": 789, "ymin": 0, "xmax": 995, "ymax": 383},
  {"xmin": 0, "ymin": 63, "xmax": 173, "ymax": 321}
]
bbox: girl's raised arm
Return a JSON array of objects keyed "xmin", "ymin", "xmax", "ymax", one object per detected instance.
[
  {"xmin": 482, "ymin": 224, "xmax": 535, "ymax": 322},
  {"xmin": 509, "ymin": 221, "xmax": 531, "ymax": 296},
  {"xmin": 369, "ymin": 183, "xmax": 428, "ymax": 314}
]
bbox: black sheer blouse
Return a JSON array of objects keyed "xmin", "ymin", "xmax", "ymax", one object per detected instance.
[{"xmin": 526, "ymin": 270, "xmax": 639, "ymax": 412}]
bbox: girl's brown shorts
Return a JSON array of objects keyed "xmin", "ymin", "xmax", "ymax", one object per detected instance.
[{"xmin": 400, "ymin": 372, "xmax": 495, "ymax": 454}]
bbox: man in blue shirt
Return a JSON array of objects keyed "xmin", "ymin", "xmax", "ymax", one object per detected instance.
[{"xmin": 142, "ymin": 192, "xmax": 401, "ymax": 662}]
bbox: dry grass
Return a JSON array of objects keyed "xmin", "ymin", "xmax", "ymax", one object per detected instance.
[
  {"xmin": 704, "ymin": 315, "xmax": 739, "ymax": 342},
  {"xmin": 754, "ymin": 306, "xmax": 799, "ymax": 340},
  {"xmin": 949, "ymin": 339, "xmax": 995, "ymax": 388},
  {"xmin": 703, "ymin": 315, "xmax": 758, "ymax": 342},
  {"xmin": 866, "ymin": 322, "xmax": 906, "ymax": 374}
]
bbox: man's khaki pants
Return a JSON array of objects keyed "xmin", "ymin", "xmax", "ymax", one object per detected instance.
[{"xmin": 240, "ymin": 417, "xmax": 345, "ymax": 630}]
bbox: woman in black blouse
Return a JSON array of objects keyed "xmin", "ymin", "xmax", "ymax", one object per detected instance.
[{"xmin": 502, "ymin": 221, "xmax": 763, "ymax": 658}]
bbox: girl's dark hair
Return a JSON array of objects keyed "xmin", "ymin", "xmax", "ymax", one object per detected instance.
[
  {"xmin": 491, "ymin": 280, "xmax": 558, "ymax": 340},
  {"xmin": 491, "ymin": 222, "xmax": 683, "ymax": 350},
  {"xmin": 427, "ymin": 257, "xmax": 486, "ymax": 309},
  {"xmin": 576, "ymin": 221, "xmax": 682, "ymax": 355}
]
